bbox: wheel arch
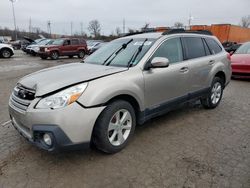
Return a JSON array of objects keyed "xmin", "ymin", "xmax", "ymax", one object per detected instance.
[
  {"xmin": 0, "ymin": 47, "xmax": 14, "ymax": 55},
  {"xmin": 214, "ymin": 71, "xmax": 226, "ymax": 87},
  {"xmin": 106, "ymin": 94, "xmax": 141, "ymax": 123}
]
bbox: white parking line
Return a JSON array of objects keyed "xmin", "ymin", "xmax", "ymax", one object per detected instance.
[{"xmin": 1, "ymin": 120, "xmax": 11, "ymax": 126}]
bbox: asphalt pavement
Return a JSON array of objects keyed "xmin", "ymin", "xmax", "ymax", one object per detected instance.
[{"xmin": 0, "ymin": 51, "xmax": 249, "ymax": 188}]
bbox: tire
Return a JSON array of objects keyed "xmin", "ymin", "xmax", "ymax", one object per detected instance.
[
  {"xmin": 68, "ymin": 55, "xmax": 73, "ymax": 58},
  {"xmin": 31, "ymin": 51, "xmax": 37, "ymax": 56},
  {"xmin": 40, "ymin": 55, "xmax": 48, "ymax": 60},
  {"xmin": 50, "ymin": 51, "xmax": 59, "ymax": 60},
  {"xmin": 201, "ymin": 77, "xmax": 224, "ymax": 109},
  {"xmin": 78, "ymin": 50, "xmax": 85, "ymax": 59},
  {"xmin": 1, "ymin": 48, "xmax": 12, "ymax": 58},
  {"xmin": 93, "ymin": 100, "xmax": 136, "ymax": 154}
]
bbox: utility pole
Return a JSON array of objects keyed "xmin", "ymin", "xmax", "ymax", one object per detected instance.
[
  {"xmin": 188, "ymin": 14, "xmax": 194, "ymax": 29},
  {"xmin": 123, "ymin": 19, "xmax": 126, "ymax": 34},
  {"xmin": 47, "ymin": 21, "xmax": 51, "ymax": 37},
  {"xmin": 9, "ymin": 0, "xmax": 17, "ymax": 40},
  {"xmin": 80, "ymin": 22, "xmax": 83, "ymax": 36},
  {"xmin": 70, "ymin": 22, "xmax": 73, "ymax": 36},
  {"xmin": 29, "ymin": 17, "xmax": 32, "ymax": 35}
]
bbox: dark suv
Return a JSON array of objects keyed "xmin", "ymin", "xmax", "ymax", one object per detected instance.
[{"xmin": 38, "ymin": 38, "xmax": 87, "ymax": 60}]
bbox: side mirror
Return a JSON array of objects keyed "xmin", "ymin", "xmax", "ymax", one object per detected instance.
[
  {"xmin": 150, "ymin": 57, "xmax": 169, "ymax": 69},
  {"xmin": 229, "ymin": 51, "xmax": 234, "ymax": 56}
]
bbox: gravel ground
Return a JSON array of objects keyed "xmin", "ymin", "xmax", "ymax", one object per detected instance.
[{"xmin": 0, "ymin": 51, "xmax": 249, "ymax": 188}]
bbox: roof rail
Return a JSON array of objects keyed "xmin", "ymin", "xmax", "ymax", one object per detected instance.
[
  {"xmin": 162, "ymin": 29, "xmax": 213, "ymax": 36},
  {"xmin": 123, "ymin": 31, "xmax": 144, "ymax": 37}
]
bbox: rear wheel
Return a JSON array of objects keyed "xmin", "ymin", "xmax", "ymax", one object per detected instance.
[
  {"xmin": 201, "ymin": 77, "xmax": 224, "ymax": 109},
  {"xmin": 50, "ymin": 51, "xmax": 59, "ymax": 60},
  {"xmin": 93, "ymin": 100, "xmax": 136, "ymax": 154},
  {"xmin": 1, "ymin": 48, "xmax": 12, "ymax": 58},
  {"xmin": 68, "ymin": 55, "xmax": 73, "ymax": 58},
  {"xmin": 78, "ymin": 50, "xmax": 85, "ymax": 59}
]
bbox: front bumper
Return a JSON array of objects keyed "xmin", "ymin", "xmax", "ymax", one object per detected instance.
[
  {"xmin": 37, "ymin": 51, "xmax": 51, "ymax": 57},
  {"xmin": 9, "ymin": 100, "xmax": 105, "ymax": 151}
]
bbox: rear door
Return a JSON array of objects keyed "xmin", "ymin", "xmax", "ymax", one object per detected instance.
[
  {"xmin": 71, "ymin": 39, "xmax": 80, "ymax": 55},
  {"xmin": 182, "ymin": 37, "xmax": 212, "ymax": 94}
]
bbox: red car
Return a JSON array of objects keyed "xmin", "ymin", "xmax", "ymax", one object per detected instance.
[
  {"xmin": 231, "ymin": 42, "xmax": 250, "ymax": 78},
  {"xmin": 38, "ymin": 38, "xmax": 87, "ymax": 60}
]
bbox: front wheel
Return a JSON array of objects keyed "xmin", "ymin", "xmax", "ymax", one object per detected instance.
[
  {"xmin": 201, "ymin": 77, "xmax": 224, "ymax": 109},
  {"xmin": 78, "ymin": 50, "xmax": 85, "ymax": 59},
  {"xmin": 1, "ymin": 49, "xmax": 12, "ymax": 58},
  {"xmin": 93, "ymin": 100, "xmax": 136, "ymax": 154},
  {"xmin": 50, "ymin": 51, "xmax": 59, "ymax": 60},
  {"xmin": 40, "ymin": 55, "xmax": 48, "ymax": 60}
]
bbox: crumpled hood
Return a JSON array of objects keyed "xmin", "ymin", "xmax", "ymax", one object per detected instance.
[{"xmin": 18, "ymin": 63, "xmax": 128, "ymax": 96}]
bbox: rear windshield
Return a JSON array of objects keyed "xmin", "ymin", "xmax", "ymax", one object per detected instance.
[{"xmin": 235, "ymin": 42, "xmax": 250, "ymax": 54}]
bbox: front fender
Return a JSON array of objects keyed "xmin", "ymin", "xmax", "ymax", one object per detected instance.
[{"xmin": 77, "ymin": 68, "xmax": 145, "ymax": 110}]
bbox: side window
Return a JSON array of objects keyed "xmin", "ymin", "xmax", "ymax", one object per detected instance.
[
  {"xmin": 63, "ymin": 40, "xmax": 71, "ymax": 45},
  {"xmin": 205, "ymin": 38, "xmax": 222, "ymax": 54},
  {"xmin": 183, "ymin": 37, "xmax": 206, "ymax": 59},
  {"xmin": 71, "ymin": 39, "xmax": 79, "ymax": 45},
  {"xmin": 151, "ymin": 38, "xmax": 183, "ymax": 64}
]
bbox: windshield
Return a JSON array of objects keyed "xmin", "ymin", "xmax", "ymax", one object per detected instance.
[
  {"xmin": 85, "ymin": 38, "xmax": 155, "ymax": 67},
  {"xmin": 235, "ymin": 42, "xmax": 250, "ymax": 54},
  {"xmin": 37, "ymin": 39, "xmax": 51, "ymax": 45},
  {"xmin": 51, "ymin": 39, "xmax": 64, "ymax": 45},
  {"xmin": 35, "ymin": 39, "xmax": 44, "ymax": 44}
]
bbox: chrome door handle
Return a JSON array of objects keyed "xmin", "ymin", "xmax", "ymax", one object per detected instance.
[{"xmin": 179, "ymin": 67, "xmax": 189, "ymax": 73}]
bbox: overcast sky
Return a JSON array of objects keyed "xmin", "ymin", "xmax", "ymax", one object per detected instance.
[{"xmin": 0, "ymin": 0, "xmax": 249, "ymax": 35}]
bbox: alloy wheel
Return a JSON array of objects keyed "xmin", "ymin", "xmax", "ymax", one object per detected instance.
[
  {"xmin": 211, "ymin": 82, "xmax": 222, "ymax": 105},
  {"xmin": 108, "ymin": 109, "xmax": 132, "ymax": 146},
  {"xmin": 2, "ymin": 50, "xmax": 11, "ymax": 58}
]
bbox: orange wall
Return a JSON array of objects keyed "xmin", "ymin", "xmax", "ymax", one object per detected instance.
[
  {"xmin": 191, "ymin": 24, "xmax": 250, "ymax": 43},
  {"xmin": 227, "ymin": 25, "xmax": 250, "ymax": 43}
]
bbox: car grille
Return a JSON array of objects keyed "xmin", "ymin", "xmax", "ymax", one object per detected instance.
[
  {"xmin": 9, "ymin": 85, "xmax": 35, "ymax": 113},
  {"xmin": 40, "ymin": 47, "xmax": 45, "ymax": 52}
]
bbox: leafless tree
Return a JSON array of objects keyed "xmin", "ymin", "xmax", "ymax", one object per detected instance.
[
  {"xmin": 240, "ymin": 15, "xmax": 250, "ymax": 28},
  {"xmin": 115, "ymin": 27, "xmax": 121, "ymax": 36},
  {"xmin": 88, "ymin": 20, "xmax": 101, "ymax": 38},
  {"xmin": 174, "ymin": 22, "xmax": 184, "ymax": 28}
]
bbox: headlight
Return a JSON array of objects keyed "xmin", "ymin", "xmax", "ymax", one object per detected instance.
[
  {"xmin": 45, "ymin": 48, "xmax": 50, "ymax": 52},
  {"xmin": 36, "ymin": 83, "xmax": 88, "ymax": 109},
  {"xmin": 34, "ymin": 47, "xmax": 39, "ymax": 52}
]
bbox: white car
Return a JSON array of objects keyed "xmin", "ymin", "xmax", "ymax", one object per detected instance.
[{"xmin": 0, "ymin": 43, "xmax": 14, "ymax": 58}]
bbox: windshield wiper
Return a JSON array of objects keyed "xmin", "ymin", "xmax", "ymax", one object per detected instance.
[
  {"xmin": 103, "ymin": 39, "xmax": 133, "ymax": 66},
  {"xmin": 127, "ymin": 38, "xmax": 148, "ymax": 68}
]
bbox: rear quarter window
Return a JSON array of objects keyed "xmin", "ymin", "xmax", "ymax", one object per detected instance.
[{"xmin": 205, "ymin": 38, "xmax": 222, "ymax": 54}]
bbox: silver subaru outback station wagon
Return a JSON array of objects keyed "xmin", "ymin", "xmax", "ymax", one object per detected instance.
[{"xmin": 9, "ymin": 30, "xmax": 231, "ymax": 153}]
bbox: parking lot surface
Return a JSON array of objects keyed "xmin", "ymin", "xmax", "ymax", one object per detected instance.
[{"xmin": 0, "ymin": 51, "xmax": 249, "ymax": 188}]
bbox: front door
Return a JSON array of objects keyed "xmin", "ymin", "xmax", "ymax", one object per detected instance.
[
  {"xmin": 60, "ymin": 39, "xmax": 72, "ymax": 55},
  {"xmin": 143, "ymin": 37, "xmax": 190, "ymax": 114}
]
